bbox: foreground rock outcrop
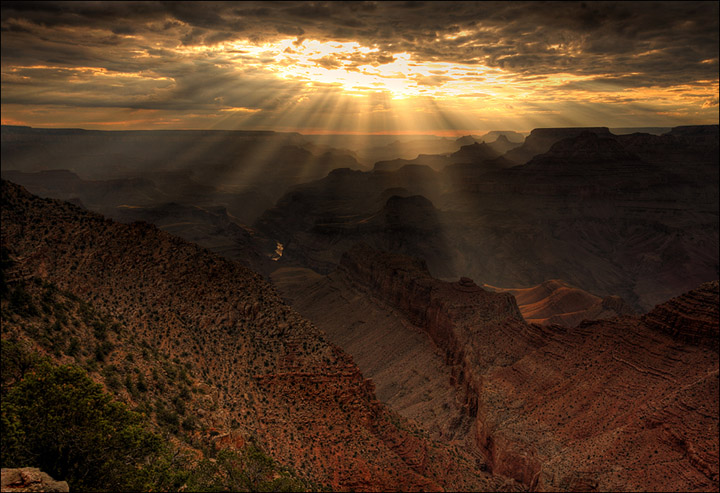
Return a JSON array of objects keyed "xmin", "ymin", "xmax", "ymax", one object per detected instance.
[{"xmin": 0, "ymin": 468, "xmax": 69, "ymax": 493}]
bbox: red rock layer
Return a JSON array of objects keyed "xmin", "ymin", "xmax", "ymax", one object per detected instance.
[{"xmin": 487, "ymin": 279, "xmax": 635, "ymax": 327}]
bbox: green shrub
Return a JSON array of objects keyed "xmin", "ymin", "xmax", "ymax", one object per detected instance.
[{"xmin": 1, "ymin": 363, "xmax": 165, "ymax": 491}]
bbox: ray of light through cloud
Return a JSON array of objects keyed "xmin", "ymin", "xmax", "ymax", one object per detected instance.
[{"xmin": 1, "ymin": 1, "xmax": 717, "ymax": 134}]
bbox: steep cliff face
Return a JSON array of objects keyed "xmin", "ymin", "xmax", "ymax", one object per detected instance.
[
  {"xmin": 271, "ymin": 265, "xmax": 479, "ymax": 449},
  {"xmin": 0, "ymin": 180, "xmax": 500, "ymax": 492},
  {"xmin": 272, "ymin": 245, "xmax": 537, "ymax": 476},
  {"xmin": 278, "ymin": 244, "xmax": 719, "ymax": 492},
  {"xmin": 338, "ymin": 244, "xmax": 524, "ymax": 368}
]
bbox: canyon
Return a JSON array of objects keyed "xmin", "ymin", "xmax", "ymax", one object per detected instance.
[
  {"xmin": 274, "ymin": 243, "xmax": 719, "ymax": 492},
  {"xmin": 1, "ymin": 123, "xmax": 718, "ymax": 492}
]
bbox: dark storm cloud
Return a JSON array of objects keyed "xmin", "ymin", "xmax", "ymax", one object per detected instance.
[{"xmin": 3, "ymin": 2, "xmax": 717, "ymax": 79}]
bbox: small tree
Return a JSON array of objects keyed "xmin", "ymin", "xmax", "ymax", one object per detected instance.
[{"xmin": 1, "ymin": 363, "xmax": 165, "ymax": 491}]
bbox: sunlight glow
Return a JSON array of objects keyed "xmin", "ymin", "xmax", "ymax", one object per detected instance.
[{"xmin": 223, "ymin": 38, "xmax": 513, "ymax": 100}]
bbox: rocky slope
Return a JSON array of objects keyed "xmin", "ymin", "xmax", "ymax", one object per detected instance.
[
  {"xmin": 1, "ymin": 170, "xmax": 277, "ymax": 275},
  {"xmin": 642, "ymin": 280, "xmax": 719, "ymax": 348},
  {"xmin": 271, "ymin": 265, "xmax": 477, "ymax": 446},
  {"xmin": 273, "ymin": 244, "xmax": 719, "ymax": 492},
  {"xmin": 1, "ymin": 179, "xmax": 508, "ymax": 492}
]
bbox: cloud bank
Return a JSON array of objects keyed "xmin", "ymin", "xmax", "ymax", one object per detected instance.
[{"xmin": 2, "ymin": 1, "xmax": 718, "ymax": 132}]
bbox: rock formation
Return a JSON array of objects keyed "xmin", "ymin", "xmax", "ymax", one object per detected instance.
[
  {"xmin": 482, "ymin": 130, "xmax": 526, "ymax": 144},
  {"xmin": 525, "ymin": 131, "xmax": 640, "ymax": 165},
  {"xmin": 256, "ymin": 169, "xmax": 455, "ymax": 277},
  {"xmin": 449, "ymin": 142, "xmax": 501, "ymax": 164},
  {"xmin": 642, "ymin": 280, "xmax": 719, "ymax": 348},
  {"xmin": 0, "ymin": 468, "xmax": 69, "ymax": 493},
  {"xmin": 485, "ymin": 134, "xmax": 522, "ymax": 155},
  {"xmin": 0, "ymin": 126, "xmax": 366, "ymax": 225}
]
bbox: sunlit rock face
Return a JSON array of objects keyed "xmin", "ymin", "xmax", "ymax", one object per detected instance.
[{"xmin": 486, "ymin": 279, "xmax": 636, "ymax": 327}]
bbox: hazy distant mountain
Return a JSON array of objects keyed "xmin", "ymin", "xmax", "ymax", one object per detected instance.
[
  {"xmin": 256, "ymin": 166, "xmax": 455, "ymax": 277},
  {"xmin": 480, "ymin": 130, "xmax": 526, "ymax": 143},
  {"xmin": 259, "ymin": 125, "xmax": 718, "ymax": 311},
  {"xmin": 484, "ymin": 134, "xmax": 522, "ymax": 154},
  {"xmin": 357, "ymin": 137, "xmax": 459, "ymax": 164},
  {"xmin": 449, "ymin": 141, "xmax": 501, "ymax": 163},
  {"xmin": 1, "ymin": 125, "xmax": 366, "ymax": 224},
  {"xmin": 503, "ymin": 127, "xmax": 615, "ymax": 164},
  {"xmin": 373, "ymin": 141, "xmax": 508, "ymax": 172}
]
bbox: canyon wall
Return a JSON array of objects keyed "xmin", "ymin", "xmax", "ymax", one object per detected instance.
[{"xmin": 283, "ymin": 244, "xmax": 719, "ymax": 491}]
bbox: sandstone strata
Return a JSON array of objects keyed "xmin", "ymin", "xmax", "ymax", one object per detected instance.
[
  {"xmin": 642, "ymin": 280, "xmax": 719, "ymax": 348},
  {"xmin": 487, "ymin": 279, "xmax": 636, "ymax": 327}
]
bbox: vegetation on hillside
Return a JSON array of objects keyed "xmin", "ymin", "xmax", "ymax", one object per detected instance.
[
  {"xmin": 0, "ymin": 247, "xmax": 313, "ymax": 492},
  {"xmin": 0, "ymin": 341, "xmax": 311, "ymax": 492}
]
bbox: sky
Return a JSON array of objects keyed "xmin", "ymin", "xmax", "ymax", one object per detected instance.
[{"xmin": 1, "ymin": 1, "xmax": 718, "ymax": 135}]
